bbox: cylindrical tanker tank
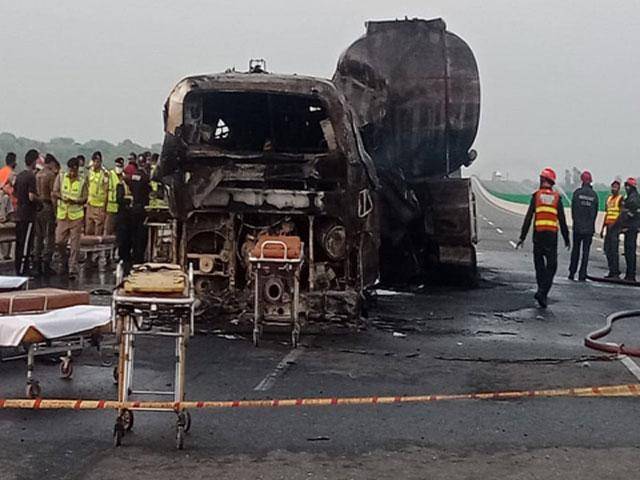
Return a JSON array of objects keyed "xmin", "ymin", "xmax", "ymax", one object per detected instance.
[{"xmin": 333, "ymin": 18, "xmax": 480, "ymax": 180}]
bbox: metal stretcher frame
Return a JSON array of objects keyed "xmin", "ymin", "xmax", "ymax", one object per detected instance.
[
  {"xmin": 18, "ymin": 327, "xmax": 112, "ymax": 398},
  {"xmin": 0, "ymin": 285, "xmax": 112, "ymax": 398},
  {"xmin": 249, "ymin": 240, "xmax": 304, "ymax": 348},
  {"xmin": 111, "ymin": 262, "xmax": 195, "ymax": 449}
]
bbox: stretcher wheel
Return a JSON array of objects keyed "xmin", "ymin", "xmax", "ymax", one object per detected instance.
[
  {"xmin": 26, "ymin": 382, "xmax": 41, "ymax": 399},
  {"xmin": 184, "ymin": 411, "xmax": 191, "ymax": 433},
  {"xmin": 176, "ymin": 425, "xmax": 185, "ymax": 450},
  {"xmin": 113, "ymin": 420, "xmax": 124, "ymax": 447},
  {"xmin": 60, "ymin": 359, "xmax": 73, "ymax": 379},
  {"xmin": 122, "ymin": 409, "xmax": 134, "ymax": 432}
]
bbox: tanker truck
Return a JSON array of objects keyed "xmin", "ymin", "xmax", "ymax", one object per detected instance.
[
  {"xmin": 156, "ymin": 17, "xmax": 480, "ymax": 331},
  {"xmin": 334, "ymin": 18, "xmax": 481, "ymax": 283}
]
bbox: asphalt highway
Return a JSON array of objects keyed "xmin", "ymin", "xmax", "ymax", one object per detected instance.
[{"xmin": 1, "ymin": 187, "xmax": 640, "ymax": 479}]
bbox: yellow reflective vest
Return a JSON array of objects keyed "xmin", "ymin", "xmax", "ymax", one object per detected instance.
[
  {"xmin": 88, "ymin": 168, "xmax": 109, "ymax": 208},
  {"xmin": 605, "ymin": 194, "xmax": 622, "ymax": 226},
  {"xmin": 56, "ymin": 174, "xmax": 84, "ymax": 221},
  {"xmin": 107, "ymin": 170, "xmax": 121, "ymax": 214}
]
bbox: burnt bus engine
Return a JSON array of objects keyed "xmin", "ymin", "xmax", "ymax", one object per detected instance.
[{"xmin": 158, "ymin": 73, "xmax": 379, "ymax": 330}]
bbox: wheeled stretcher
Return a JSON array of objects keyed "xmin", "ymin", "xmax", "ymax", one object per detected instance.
[
  {"xmin": 0, "ymin": 304, "xmax": 112, "ymax": 397},
  {"xmin": 111, "ymin": 262, "xmax": 195, "ymax": 449},
  {"xmin": 249, "ymin": 236, "xmax": 304, "ymax": 348}
]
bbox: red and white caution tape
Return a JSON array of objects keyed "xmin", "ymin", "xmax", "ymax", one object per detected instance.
[{"xmin": 1, "ymin": 384, "xmax": 639, "ymax": 410}]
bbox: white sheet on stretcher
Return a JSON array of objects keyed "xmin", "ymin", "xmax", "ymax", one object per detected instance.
[{"xmin": 0, "ymin": 305, "xmax": 111, "ymax": 347}]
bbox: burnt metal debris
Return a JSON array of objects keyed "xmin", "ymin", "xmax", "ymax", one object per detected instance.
[{"xmin": 157, "ymin": 17, "xmax": 480, "ymax": 330}]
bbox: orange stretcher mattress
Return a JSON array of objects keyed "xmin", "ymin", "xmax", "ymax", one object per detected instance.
[
  {"xmin": 0, "ymin": 288, "xmax": 90, "ymax": 315},
  {"xmin": 250, "ymin": 235, "xmax": 302, "ymax": 260}
]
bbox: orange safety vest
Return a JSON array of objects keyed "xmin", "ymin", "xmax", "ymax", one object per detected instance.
[
  {"xmin": 534, "ymin": 188, "xmax": 560, "ymax": 232},
  {"xmin": 604, "ymin": 194, "xmax": 622, "ymax": 226}
]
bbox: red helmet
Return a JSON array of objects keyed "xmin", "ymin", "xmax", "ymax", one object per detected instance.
[
  {"xmin": 580, "ymin": 170, "xmax": 592, "ymax": 184},
  {"xmin": 540, "ymin": 168, "xmax": 557, "ymax": 184},
  {"xmin": 625, "ymin": 177, "xmax": 638, "ymax": 188}
]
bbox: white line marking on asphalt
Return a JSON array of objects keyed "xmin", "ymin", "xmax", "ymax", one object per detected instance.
[
  {"xmin": 254, "ymin": 348, "xmax": 303, "ymax": 391},
  {"xmin": 509, "ymin": 240, "xmax": 517, "ymax": 249},
  {"xmin": 618, "ymin": 355, "xmax": 640, "ymax": 382},
  {"xmin": 495, "ymin": 228, "xmax": 503, "ymax": 234}
]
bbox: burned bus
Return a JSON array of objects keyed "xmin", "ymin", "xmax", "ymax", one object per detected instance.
[{"xmin": 156, "ymin": 69, "xmax": 380, "ymax": 331}]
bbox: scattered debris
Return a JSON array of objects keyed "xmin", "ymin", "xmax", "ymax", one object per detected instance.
[
  {"xmin": 90, "ymin": 288, "xmax": 111, "ymax": 296},
  {"xmin": 435, "ymin": 355, "xmax": 616, "ymax": 364},
  {"xmin": 393, "ymin": 332, "xmax": 407, "ymax": 338},
  {"xmin": 216, "ymin": 334, "xmax": 243, "ymax": 341},
  {"xmin": 306, "ymin": 436, "xmax": 330, "ymax": 442},
  {"xmin": 474, "ymin": 330, "xmax": 518, "ymax": 336},
  {"xmin": 375, "ymin": 289, "xmax": 414, "ymax": 297}
]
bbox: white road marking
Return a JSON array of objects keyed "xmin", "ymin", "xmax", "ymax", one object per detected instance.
[
  {"xmin": 509, "ymin": 240, "xmax": 517, "ymax": 249},
  {"xmin": 618, "ymin": 355, "xmax": 640, "ymax": 382},
  {"xmin": 254, "ymin": 348, "xmax": 303, "ymax": 391},
  {"xmin": 495, "ymin": 228, "xmax": 503, "ymax": 235},
  {"xmin": 487, "ymin": 221, "xmax": 494, "ymax": 226}
]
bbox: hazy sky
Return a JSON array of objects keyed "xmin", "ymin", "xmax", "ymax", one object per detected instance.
[{"xmin": 1, "ymin": 0, "xmax": 639, "ymax": 180}]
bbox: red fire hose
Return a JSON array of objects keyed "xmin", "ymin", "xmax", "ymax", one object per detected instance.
[{"xmin": 585, "ymin": 310, "xmax": 640, "ymax": 357}]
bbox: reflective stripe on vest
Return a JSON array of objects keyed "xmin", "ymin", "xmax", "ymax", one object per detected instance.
[
  {"xmin": 605, "ymin": 194, "xmax": 622, "ymax": 226},
  {"xmin": 88, "ymin": 168, "xmax": 108, "ymax": 207},
  {"xmin": 106, "ymin": 170, "xmax": 120, "ymax": 214},
  {"xmin": 56, "ymin": 174, "xmax": 84, "ymax": 221},
  {"xmin": 534, "ymin": 189, "xmax": 560, "ymax": 232}
]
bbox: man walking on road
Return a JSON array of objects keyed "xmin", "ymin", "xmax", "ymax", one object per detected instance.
[
  {"xmin": 620, "ymin": 177, "xmax": 640, "ymax": 282},
  {"xmin": 600, "ymin": 180, "xmax": 623, "ymax": 278},
  {"xmin": 516, "ymin": 168, "xmax": 570, "ymax": 308},
  {"xmin": 13, "ymin": 149, "xmax": 40, "ymax": 275},
  {"xmin": 568, "ymin": 170, "xmax": 599, "ymax": 281}
]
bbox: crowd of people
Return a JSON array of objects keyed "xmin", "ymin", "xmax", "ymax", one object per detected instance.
[
  {"xmin": 517, "ymin": 167, "xmax": 639, "ymax": 308},
  {"xmin": 0, "ymin": 149, "xmax": 164, "ymax": 279}
]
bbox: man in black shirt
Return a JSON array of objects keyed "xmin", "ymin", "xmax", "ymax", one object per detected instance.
[
  {"xmin": 568, "ymin": 170, "xmax": 599, "ymax": 281},
  {"xmin": 14, "ymin": 149, "xmax": 40, "ymax": 275}
]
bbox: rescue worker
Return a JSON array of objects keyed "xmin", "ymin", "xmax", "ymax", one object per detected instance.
[
  {"xmin": 129, "ymin": 161, "xmax": 151, "ymax": 264},
  {"xmin": 620, "ymin": 177, "xmax": 640, "ymax": 282},
  {"xmin": 516, "ymin": 168, "xmax": 570, "ymax": 308},
  {"xmin": 104, "ymin": 157, "xmax": 125, "ymax": 236},
  {"xmin": 600, "ymin": 180, "xmax": 623, "ymax": 278},
  {"xmin": 124, "ymin": 152, "xmax": 137, "ymax": 177},
  {"xmin": 148, "ymin": 152, "xmax": 167, "ymax": 210},
  {"xmin": 568, "ymin": 170, "xmax": 598, "ymax": 281},
  {"xmin": 0, "ymin": 152, "xmax": 17, "ymax": 260},
  {"xmin": 115, "ymin": 171, "xmax": 133, "ymax": 270},
  {"xmin": 13, "ymin": 149, "xmax": 40, "ymax": 275},
  {"xmin": 85, "ymin": 151, "xmax": 109, "ymax": 236},
  {"xmin": 76, "ymin": 155, "xmax": 86, "ymax": 181},
  {"xmin": 53, "ymin": 157, "xmax": 88, "ymax": 280},
  {"xmin": 0, "ymin": 152, "xmax": 17, "ymax": 205},
  {"xmin": 33, "ymin": 154, "xmax": 59, "ymax": 276}
]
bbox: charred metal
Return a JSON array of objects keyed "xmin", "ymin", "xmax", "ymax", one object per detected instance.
[
  {"xmin": 157, "ymin": 17, "xmax": 481, "ymax": 330},
  {"xmin": 158, "ymin": 74, "xmax": 379, "ymax": 329}
]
